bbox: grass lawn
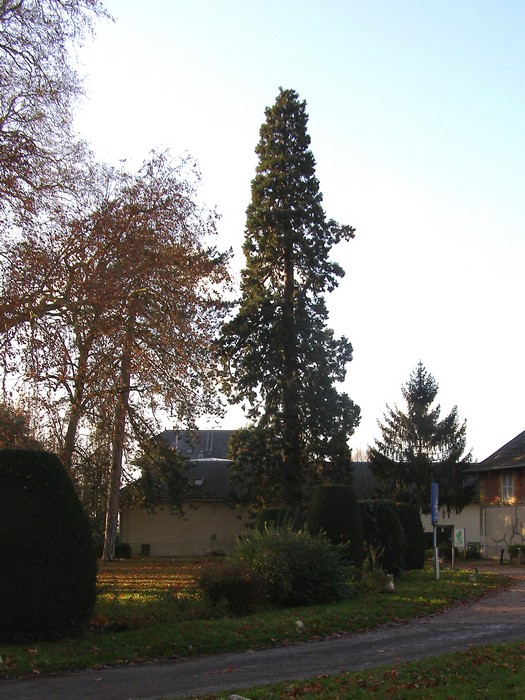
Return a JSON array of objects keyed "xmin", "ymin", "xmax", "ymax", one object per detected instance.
[
  {"xmin": 188, "ymin": 641, "xmax": 525, "ymax": 699},
  {"xmin": 0, "ymin": 558, "xmax": 511, "ymax": 680}
]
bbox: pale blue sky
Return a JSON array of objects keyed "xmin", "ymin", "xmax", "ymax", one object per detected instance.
[{"xmin": 75, "ymin": 0, "xmax": 525, "ymax": 460}]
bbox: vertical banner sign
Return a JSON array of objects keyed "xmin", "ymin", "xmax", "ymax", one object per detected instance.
[
  {"xmin": 431, "ymin": 481, "xmax": 439, "ymax": 526},
  {"xmin": 431, "ymin": 481, "xmax": 439, "ymax": 581}
]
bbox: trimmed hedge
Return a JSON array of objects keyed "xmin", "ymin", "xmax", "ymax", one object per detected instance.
[
  {"xmin": 307, "ymin": 485, "xmax": 364, "ymax": 566},
  {"xmin": 359, "ymin": 499, "xmax": 406, "ymax": 577},
  {"xmin": 396, "ymin": 502, "xmax": 426, "ymax": 570},
  {"xmin": 0, "ymin": 449, "xmax": 97, "ymax": 641}
]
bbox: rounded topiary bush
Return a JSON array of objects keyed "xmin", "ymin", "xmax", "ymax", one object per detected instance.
[
  {"xmin": 359, "ymin": 499, "xmax": 406, "ymax": 577},
  {"xmin": 396, "ymin": 502, "xmax": 426, "ymax": 570},
  {"xmin": 307, "ymin": 485, "xmax": 364, "ymax": 566},
  {"xmin": 0, "ymin": 449, "xmax": 97, "ymax": 641},
  {"xmin": 234, "ymin": 526, "xmax": 353, "ymax": 607}
]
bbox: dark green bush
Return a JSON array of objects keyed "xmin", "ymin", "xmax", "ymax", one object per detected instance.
[
  {"xmin": 197, "ymin": 562, "xmax": 267, "ymax": 615},
  {"xmin": 255, "ymin": 508, "xmax": 301, "ymax": 531},
  {"xmin": 467, "ymin": 543, "xmax": 482, "ymax": 559},
  {"xmin": 115, "ymin": 543, "xmax": 132, "ymax": 559},
  {"xmin": 359, "ymin": 500, "xmax": 406, "ymax": 577},
  {"xmin": 0, "ymin": 449, "xmax": 97, "ymax": 641},
  {"xmin": 395, "ymin": 502, "xmax": 425, "ymax": 570},
  {"xmin": 233, "ymin": 526, "xmax": 353, "ymax": 607},
  {"xmin": 307, "ymin": 485, "xmax": 364, "ymax": 565}
]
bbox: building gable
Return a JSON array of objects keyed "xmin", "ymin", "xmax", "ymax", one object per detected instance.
[{"xmin": 467, "ymin": 430, "xmax": 525, "ymax": 473}]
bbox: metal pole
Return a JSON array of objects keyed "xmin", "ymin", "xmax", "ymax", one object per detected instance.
[
  {"xmin": 431, "ymin": 482, "xmax": 439, "ymax": 581},
  {"xmin": 433, "ymin": 524, "xmax": 439, "ymax": 580}
]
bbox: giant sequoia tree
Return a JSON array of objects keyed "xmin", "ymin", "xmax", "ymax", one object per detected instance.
[
  {"xmin": 368, "ymin": 362, "xmax": 473, "ymax": 514},
  {"xmin": 220, "ymin": 88, "xmax": 360, "ymax": 511}
]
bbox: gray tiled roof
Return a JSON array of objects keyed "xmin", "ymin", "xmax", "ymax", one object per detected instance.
[
  {"xmin": 160, "ymin": 429, "xmax": 233, "ymax": 460},
  {"xmin": 155, "ymin": 433, "xmax": 379, "ymax": 500},
  {"xmin": 466, "ymin": 430, "xmax": 525, "ymax": 473},
  {"xmin": 161, "ymin": 430, "xmax": 236, "ymax": 499},
  {"xmin": 184, "ymin": 458, "xmax": 235, "ymax": 500}
]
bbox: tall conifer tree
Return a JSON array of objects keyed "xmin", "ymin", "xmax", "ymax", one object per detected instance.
[
  {"xmin": 368, "ymin": 362, "xmax": 473, "ymax": 514},
  {"xmin": 220, "ymin": 88, "xmax": 360, "ymax": 511}
]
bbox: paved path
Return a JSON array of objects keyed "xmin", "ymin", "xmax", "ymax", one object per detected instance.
[{"xmin": 1, "ymin": 563, "xmax": 525, "ymax": 700}]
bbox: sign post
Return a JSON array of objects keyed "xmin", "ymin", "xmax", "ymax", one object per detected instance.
[{"xmin": 431, "ymin": 481, "xmax": 439, "ymax": 581}]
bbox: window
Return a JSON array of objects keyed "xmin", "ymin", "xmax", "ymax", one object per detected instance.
[{"xmin": 501, "ymin": 472, "xmax": 514, "ymax": 502}]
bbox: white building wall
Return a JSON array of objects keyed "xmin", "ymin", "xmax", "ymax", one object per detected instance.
[
  {"xmin": 481, "ymin": 504, "xmax": 525, "ymax": 560},
  {"xmin": 421, "ymin": 503, "xmax": 481, "ymax": 549},
  {"xmin": 120, "ymin": 500, "xmax": 251, "ymax": 557}
]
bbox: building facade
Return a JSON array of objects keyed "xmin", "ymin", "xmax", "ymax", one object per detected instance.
[
  {"xmin": 465, "ymin": 430, "xmax": 525, "ymax": 558},
  {"xmin": 120, "ymin": 430, "xmax": 251, "ymax": 556},
  {"xmin": 120, "ymin": 429, "xmax": 525, "ymax": 559}
]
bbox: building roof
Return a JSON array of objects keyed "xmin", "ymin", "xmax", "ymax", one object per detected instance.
[
  {"xmin": 466, "ymin": 430, "xmax": 525, "ymax": 473},
  {"xmin": 160, "ymin": 429, "xmax": 233, "ymax": 460},
  {"xmin": 184, "ymin": 458, "xmax": 235, "ymax": 500},
  {"xmin": 122, "ymin": 458, "xmax": 235, "ymax": 503}
]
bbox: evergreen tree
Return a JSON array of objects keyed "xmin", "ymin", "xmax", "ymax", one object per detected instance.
[
  {"xmin": 396, "ymin": 502, "xmax": 425, "ymax": 570},
  {"xmin": 0, "ymin": 449, "xmax": 97, "ymax": 641},
  {"xmin": 359, "ymin": 500, "xmax": 406, "ymax": 577},
  {"xmin": 220, "ymin": 88, "xmax": 360, "ymax": 511},
  {"xmin": 307, "ymin": 485, "xmax": 364, "ymax": 566},
  {"xmin": 368, "ymin": 362, "xmax": 473, "ymax": 514}
]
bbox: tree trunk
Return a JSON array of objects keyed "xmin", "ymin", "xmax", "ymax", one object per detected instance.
[
  {"xmin": 61, "ymin": 405, "xmax": 82, "ymax": 475},
  {"xmin": 102, "ymin": 318, "xmax": 133, "ymax": 561},
  {"xmin": 60, "ymin": 333, "xmax": 94, "ymax": 473},
  {"xmin": 281, "ymin": 240, "xmax": 302, "ymax": 509}
]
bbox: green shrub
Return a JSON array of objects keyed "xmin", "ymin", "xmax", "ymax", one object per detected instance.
[
  {"xmin": 359, "ymin": 500, "xmax": 406, "ymax": 577},
  {"xmin": 197, "ymin": 562, "xmax": 267, "ymax": 615},
  {"xmin": 307, "ymin": 485, "xmax": 364, "ymax": 565},
  {"xmin": 0, "ymin": 449, "xmax": 97, "ymax": 641},
  {"xmin": 233, "ymin": 526, "xmax": 353, "ymax": 607},
  {"xmin": 395, "ymin": 502, "xmax": 425, "ymax": 570},
  {"xmin": 507, "ymin": 543, "xmax": 525, "ymax": 558},
  {"xmin": 359, "ymin": 567, "xmax": 389, "ymax": 592}
]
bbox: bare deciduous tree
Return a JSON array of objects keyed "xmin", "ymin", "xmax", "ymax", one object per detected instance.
[
  {"xmin": 0, "ymin": 0, "xmax": 107, "ymax": 218},
  {"xmin": 0, "ymin": 151, "xmax": 231, "ymax": 559}
]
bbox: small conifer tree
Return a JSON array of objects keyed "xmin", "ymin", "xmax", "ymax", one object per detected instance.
[{"xmin": 369, "ymin": 362, "xmax": 473, "ymax": 514}]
